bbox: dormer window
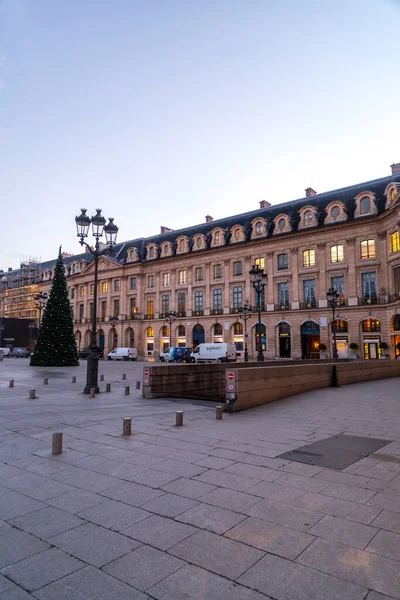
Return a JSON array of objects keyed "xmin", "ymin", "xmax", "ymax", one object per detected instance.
[
  {"xmin": 392, "ymin": 189, "xmax": 396, "ymax": 201},
  {"xmin": 278, "ymin": 218, "xmax": 286, "ymax": 230},
  {"xmin": 331, "ymin": 206, "xmax": 340, "ymax": 219},
  {"xmin": 360, "ymin": 196, "xmax": 371, "ymax": 215},
  {"xmin": 304, "ymin": 210, "xmax": 313, "ymax": 226},
  {"xmin": 255, "ymin": 222, "xmax": 263, "ymax": 236},
  {"xmin": 179, "ymin": 240, "xmax": 185, "ymax": 252},
  {"xmin": 234, "ymin": 229, "xmax": 240, "ymax": 240},
  {"xmin": 215, "ymin": 232, "xmax": 221, "ymax": 245},
  {"xmin": 196, "ymin": 237, "xmax": 202, "ymax": 247},
  {"xmin": 148, "ymin": 247, "xmax": 155, "ymax": 259}
]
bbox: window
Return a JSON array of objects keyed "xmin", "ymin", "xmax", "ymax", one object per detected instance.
[
  {"xmin": 302, "ymin": 249, "xmax": 315, "ymax": 267},
  {"xmin": 331, "ymin": 275, "xmax": 345, "ymax": 300},
  {"xmin": 304, "ymin": 210, "xmax": 313, "ymax": 226},
  {"xmin": 360, "ymin": 196, "xmax": 371, "ymax": 215},
  {"xmin": 233, "ymin": 322, "xmax": 243, "ymax": 335},
  {"xmin": 233, "ymin": 261, "xmax": 242, "ymax": 276},
  {"xmin": 254, "ymin": 288, "xmax": 265, "ymax": 311},
  {"xmin": 162, "ymin": 273, "xmax": 170, "ymax": 287},
  {"xmin": 148, "ymin": 246, "xmax": 155, "ymax": 259},
  {"xmin": 215, "ymin": 232, "xmax": 222, "ymax": 245},
  {"xmin": 177, "ymin": 292, "xmax": 186, "ymax": 314},
  {"xmin": 101, "ymin": 282, "xmax": 108, "ymax": 294},
  {"xmin": 195, "ymin": 267, "xmax": 204, "ymax": 282},
  {"xmin": 163, "ymin": 245, "xmax": 169, "ymax": 255},
  {"xmin": 213, "ymin": 288, "xmax": 222, "ymax": 310},
  {"xmin": 89, "ymin": 303, "xmax": 93, "ymax": 319},
  {"xmin": 101, "ymin": 301, "xmax": 107, "ymax": 319},
  {"xmin": 146, "ymin": 297, "xmax": 154, "ymax": 318},
  {"xmin": 179, "ymin": 239, "xmax": 185, "ymax": 252},
  {"xmin": 79, "ymin": 286, "xmax": 85, "ymax": 297},
  {"xmin": 79, "ymin": 304, "xmax": 84, "ymax": 320},
  {"xmin": 333, "ymin": 319, "xmax": 348, "ymax": 333},
  {"xmin": 330, "ymin": 245, "xmax": 344, "ymax": 263},
  {"xmin": 113, "ymin": 299, "xmax": 120, "ymax": 316},
  {"xmin": 362, "ymin": 272, "xmax": 377, "ymax": 302},
  {"xmin": 232, "ymin": 286, "xmax": 242, "ymax": 309},
  {"xmin": 277, "ymin": 218, "xmax": 286, "ymax": 230},
  {"xmin": 234, "ymin": 228, "xmax": 240, "ymax": 240},
  {"xmin": 113, "ymin": 280, "xmax": 120, "ymax": 292},
  {"xmin": 130, "ymin": 297, "xmax": 137, "ymax": 317},
  {"xmin": 303, "ymin": 279, "xmax": 316, "ymax": 306},
  {"xmin": 255, "ymin": 222, "xmax": 263, "ymax": 236},
  {"xmin": 362, "ymin": 318, "xmax": 380, "ymax": 332},
  {"xmin": 70, "ymin": 288, "xmax": 75, "ymax": 299},
  {"xmin": 194, "ymin": 291, "xmax": 203, "ymax": 312},
  {"xmin": 178, "ymin": 270, "xmax": 186, "ymax": 284},
  {"xmin": 278, "ymin": 282, "xmax": 290, "ymax": 307},
  {"xmin": 89, "ymin": 283, "xmax": 94, "ymax": 295},
  {"xmin": 394, "ymin": 266, "xmax": 400, "ymax": 296},
  {"xmin": 255, "ymin": 257, "xmax": 265, "ymax": 270},
  {"xmin": 147, "ymin": 326, "xmax": 154, "ymax": 337},
  {"xmin": 196, "ymin": 237, "xmax": 202, "ymax": 248},
  {"xmin": 214, "ymin": 264, "xmax": 222, "ymax": 279},
  {"xmin": 331, "ymin": 206, "xmax": 340, "ymax": 218},
  {"xmin": 148, "ymin": 275, "xmax": 155, "ymax": 288},
  {"xmin": 161, "ymin": 294, "xmax": 169, "ymax": 314},
  {"xmin": 277, "ymin": 253, "xmax": 288, "ymax": 271},
  {"xmin": 390, "ymin": 232, "xmax": 400, "ymax": 253},
  {"xmin": 130, "ymin": 277, "xmax": 137, "ymax": 291},
  {"xmin": 361, "ymin": 239, "xmax": 375, "ymax": 259},
  {"xmin": 178, "ymin": 325, "xmax": 185, "ymax": 336}
]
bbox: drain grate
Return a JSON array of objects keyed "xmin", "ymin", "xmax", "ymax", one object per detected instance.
[{"xmin": 279, "ymin": 434, "xmax": 391, "ymax": 470}]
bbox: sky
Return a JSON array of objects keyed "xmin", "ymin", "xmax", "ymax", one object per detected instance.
[{"xmin": 1, "ymin": 0, "xmax": 400, "ymax": 269}]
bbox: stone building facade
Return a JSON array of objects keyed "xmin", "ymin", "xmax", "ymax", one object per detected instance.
[{"xmin": 3, "ymin": 163, "xmax": 400, "ymax": 360}]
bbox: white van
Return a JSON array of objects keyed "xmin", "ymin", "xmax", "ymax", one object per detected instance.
[
  {"xmin": 190, "ymin": 343, "xmax": 237, "ymax": 363},
  {"xmin": 107, "ymin": 347, "xmax": 138, "ymax": 361}
]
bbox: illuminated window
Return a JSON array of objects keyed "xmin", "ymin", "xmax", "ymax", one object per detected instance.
[
  {"xmin": 148, "ymin": 275, "xmax": 155, "ymax": 288},
  {"xmin": 195, "ymin": 267, "xmax": 203, "ymax": 282},
  {"xmin": 214, "ymin": 264, "xmax": 222, "ymax": 279},
  {"xmin": 147, "ymin": 326, "xmax": 154, "ymax": 337},
  {"xmin": 302, "ymin": 249, "xmax": 315, "ymax": 267},
  {"xmin": 362, "ymin": 318, "xmax": 380, "ymax": 332},
  {"xmin": 162, "ymin": 273, "xmax": 170, "ymax": 287},
  {"xmin": 330, "ymin": 245, "xmax": 344, "ymax": 263},
  {"xmin": 390, "ymin": 232, "xmax": 400, "ymax": 253},
  {"xmin": 130, "ymin": 277, "xmax": 136, "ymax": 291},
  {"xmin": 130, "ymin": 297, "xmax": 137, "ymax": 317},
  {"xmin": 89, "ymin": 283, "xmax": 94, "ymax": 295},
  {"xmin": 178, "ymin": 270, "xmax": 186, "ymax": 284},
  {"xmin": 360, "ymin": 196, "xmax": 371, "ymax": 215},
  {"xmin": 146, "ymin": 297, "xmax": 154, "ymax": 319},
  {"xmin": 233, "ymin": 261, "xmax": 242, "ymax": 276},
  {"xmin": 255, "ymin": 257, "xmax": 265, "ymax": 270},
  {"xmin": 233, "ymin": 322, "xmax": 243, "ymax": 335},
  {"xmin": 361, "ymin": 239, "xmax": 375, "ymax": 259},
  {"xmin": 114, "ymin": 280, "xmax": 120, "ymax": 292},
  {"xmin": 255, "ymin": 222, "xmax": 263, "ymax": 236},
  {"xmin": 79, "ymin": 286, "xmax": 85, "ymax": 297},
  {"xmin": 391, "ymin": 188, "xmax": 396, "ymax": 201},
  {"xmin": 304, "ymin": 210, "xmax": 313, "ymax": 226},
  {"xmin": 101, "ymin": 282, "xmax": 108, "ymax": 294}
]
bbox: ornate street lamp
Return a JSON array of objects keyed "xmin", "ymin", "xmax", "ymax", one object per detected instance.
[
  {"xmin": 109, "ymin": 315, "xmax": 119, "ymax": 349},
  {"xmin": 34, "ymin": 292, "xmax": 48, "ymax": 327},
  {"xmin": 165, "ymin": 311, "xmax": 176, "ymax": 350},
  {"xmin": 238, "ymin": 300, "xmax": 253, "ymax": 362},
  {"xmin": 250, "ymin": 265, "xmax": 267, "ymax": 362},
  {"xmin": 76, "ymin": 208, "xmax": 119, "ymax": 393},
  {"xmin": 327, "ymin": 288, "xmax": 340, "ymax": 360}
]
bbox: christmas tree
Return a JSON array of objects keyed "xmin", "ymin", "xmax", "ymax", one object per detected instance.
[{"xmin": 30, "ymin": 248, "xmax": 79, "ymax": 367}]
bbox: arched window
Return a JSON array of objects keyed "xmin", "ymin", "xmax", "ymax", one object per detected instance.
[
  {"xmin": 304, "ymin": 210, "xmax": 313, "ymax": 226},
  {"xmin": 178, "ymin": 325, "xmax": 185, "ymax": 336},
  {"xmin": 360, "ymin": 197, "xmax": 371, "ymax": 215},
  {"xmin": 278, "ymin": 218, "xmax": 286, "ymax": 230},
  {"xmin": 362, "ymin": 318, "xmax": 380, "ymax": 332},
  {"xmin": 279, "ymin": 322, "xmax": 290, "ymax": 335},
  {"xmin": 331, "ymin": 206, "xmax": 340, "ymax": 219},
  {"xmin": 162, "ymin": 326, "xmax": 169, "ymax": 337},
  {"xmin": 147, "ymin": 326, "xmax": 154, "ymax": 337},
  {"xmin": 214, "ymin": 323, "xmax": 223, "ymax": 336},
  {"xmin": 234, "ymin": 229, "xmax": 240, "ymax": 240},
  {"xmin": 255, "ymin": 222, "xmax": 263, "ymax": 236},
  {"xmin": 196, "ymin": 237, "xmax": 202, "ymax": 248},
  {"xmin": 233, "ymin": 323, "xmax": 243, "ymax": 335},
  {"xmin": 179, "ymin": 240, "xmax": 185, "ymax": 251},
  {"xmin": 215, "ymin": 232, "xmax": 221, "ymax": 245},
  {"xmin": 164, "ymin": 245, "xmax": 169, "ymax": 255},
  {"xmin": 148, "ymin": 247, "xmax": 154, "ymax": 259},
  {"xmin": 333, "ymin": 319, "xmax": 348, "ymax": 333}
]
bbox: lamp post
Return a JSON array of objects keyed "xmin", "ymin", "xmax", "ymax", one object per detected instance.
[
  {"xmin": 109, "ymin": 315, "xmax": 119, "ymax": 349},
  {"xmin": 250, "ymin": 265, "xmax": 267, "ymax": 362},
  {"xmin": 238, "ymin": 300, "xmax": 252, "ymax": 362},
  {"xmin": 76, "ymin": 208, "xmax": 119, "ymax": 394},
  {"xmin": 0, "ymin": 324, "xmax": 4, "ymax": 348},
  {"xmin": 327, "ymin": 288, "xmax": 340, "ymax": 360},
  {"xmin": 165, "ymin": 311, "xmax": 176, "ymax": 350},
  {"xmin": 34, "ymin": 292, "xmax": 48, "ymax": 327},
  {"xmin": 28, "ymin": 322, "xmax": 35, "ymax": 351}
]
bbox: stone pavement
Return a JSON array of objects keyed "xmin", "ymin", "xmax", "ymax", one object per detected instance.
[{"xmin": 0, "ymin": 359, "xmax": 399, "ymax": 599}]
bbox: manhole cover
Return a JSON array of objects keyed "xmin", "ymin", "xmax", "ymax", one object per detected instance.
[{"xmin": 279, "ymin": 434, "xmax": 391, "ymax": 470}]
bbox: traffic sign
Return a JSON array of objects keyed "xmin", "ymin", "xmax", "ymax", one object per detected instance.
[
  {"xmin": 144, "ymin": 377, "xmax": 149, "ymax": 385},
  {"xmin": 228, "ymin": 372, "xmax": 235, "ymax": 381},
  {"xmin": 144, "ymin": 369, "xmax": 149, "ymax": 376},
  {"xmin": 227, "ymin": 383, "xmax": 234, "ymax": 391},
  {"xmin": 244, "ymin": 332, "xmax": 248, "ymax": 339}
]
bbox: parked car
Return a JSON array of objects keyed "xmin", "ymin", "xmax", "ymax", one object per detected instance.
[
  {"xmin": 79, "ymin": 347, "xmax": 104, "ymax": 360},
  {"xmin": 160, "ymin": 347, "xmax": 192, "ymax": 363},
  {"xmin": 107, "ymin": 347, "xmax": 138, "ymax": 361},
  {"xmin": 0, "ymin": 348, "xmax": 10, "ymax": 357},
  {"xmin": 11, "ymin": 347, "xmax": 30, "ymax": 358},
  {"xmin": 190, "ymin": 343, "xmax": 237, "ymax": 363}
]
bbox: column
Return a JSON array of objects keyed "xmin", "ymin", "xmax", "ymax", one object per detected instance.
[
  {"xmin": 346, "ymin": 237, "xmax": 357, "ymax": 305},
  {"xmin": 187, "ymin": 267, "xmax": 193, "ymax": 315},
  {"xmin": 204, "ymin": 262, "xmax": 211, "ymax": 315},
  {"xmin": 291, "ymin": 248, "xmax": 299, "ymax": 309},
  {"xmin": 244, "ymin": 255, "xmax": 252, "ymax": 303},
  {"xmin": 119, "ymin": 275, "xmax": 127, "ymax": 320},
  {"xmin": 170, "ymin": 271, "xmax": 176, "ymax": 311},
  {"xmin": 223, "ymin": 259, "xmax": 230, "ymax": 314},
  {"xmin": 154, "ymin": 272, "xmax": 160, "ymax": 317},
  {"xmin": 317, "ymin": 242, "xmax": 327, "ymax": 308},
  {"xmin": 266, "ymin": 252, "xmax": 274, "ymax": 311},
  {"xmin": 377, "ymin": 232, "xmax": 388, "ymax": 295}
]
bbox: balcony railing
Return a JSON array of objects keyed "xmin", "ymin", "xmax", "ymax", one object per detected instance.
[
  {"xmin": 144, "ymin": 313, "xmax": 154, "ymax": 320},
  {"xmin": 275, "ymin": 303, "xmax": 290, "ymax": 310},
  {"xmin": 230, "ymin": 307, "xmax": 241, "ymax": 314},
  {"xmin": 359, "ymin": 296, "xmax": 378, "ymax": 306},
  {"xmin": 299, "ymin": 301, "xmax": 317, "ymax": 309},
  {"xmin": 192, "ymin": 310, "xmax": 204, "ymax": 317},
  {"xmin": 211, "ymin": 308, "xmax": 223, "ymax": 315},
  {"xmin": 176, "ymin": 311, "xmax": 186, "ymax": 317}
]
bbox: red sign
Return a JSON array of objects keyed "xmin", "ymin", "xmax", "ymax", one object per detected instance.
[
  {"xmin": 227, "ymin": 383, "xmax": 234, "ymax": 391},
  {"xmin": 228, "ymin": 372, "xmax": 235, "ymax": 381},
  {"xmin": 144, "ymin": 369, "xmax": 149, "ymax": 376},
  {"xmin": 144, "ymin": 377, "xmax": 149, "ymax": 385}
]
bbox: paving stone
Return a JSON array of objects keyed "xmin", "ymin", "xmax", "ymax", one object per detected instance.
[
  {"xmin": 104, "ymin": 544, "xmax": 185, "ymax": 591},
  {"xmin": 48, "ymin": 522, "xmax": 139, "ymax": 567},
  {"xmin": 224, "ymin": 462, "xmax": 282, "ymax": 481},
  {"xmin": 99, "ymin": 481, "xmax": 164, "ymax": 506},
  {"xmin": 125, "ymin": 514, "xmax": 197, "ymax": 550},
  {"xmin": 276, "ymin": 472, "xmax": 332, "ymax": 493},
  {"xmin": 367, "ymin": 492, "xmax": 400, "ymax": 513},
  {"xmin": 365, "ymin": 592, "xmax": 398, "ymax": 600},
  {"xmin": 321, "ymin": 482, "xmax": 377, "ymax": 504},
  {"xmin": 195, "ymin": 456, "xmax": 235, "ymax": 470},
  {"xmin": 49, "ymin": 466, "xmax": 121, "ymax": 493},
  {"xmin": 33, "ymin": 564, "xmax": 148, "ymax": 599},
  {"xmin": 77, "ymin": 499, "xmax": 150, "ymax": 531},
  {"xmin": 198, "ymin": 486, "xmax": 261, "ymax": 513},
  {"xmin": 225, "ymin": 516, "xmax": 315, "ymax": 559},
  {"xmin": 9, "ymin": 506, "xmax": 85, "ymax": 540},
  {"xmin": 246, "ymin": 480, "xmax": 307, "ymax": 503},
  {"xmin": 169, "ymin": 529, "xmax": 264, "ymax": 579},
  {"xmin": 141, "ymin": 492, "xmax": 198, "ymax": 517},
  {"xmin": 0, "ymin": 575, "xmax": 13, "ymax": 592},
  {"xmin": 308, "ymin": 515, "xmax": 378, "ymax": 549},
  {"xmin": 298, "ymin": 537, "xmax": 400, "ymax": 599},
  {"xmin": 0, "ymin": 528, "xmax": 49, "ymax": 569},
  {"xmin": 0, "ymin": 520, "xmax": 10, "ymax": 531},
  {"xmin": 193, "ymin": 469, "xmax": 259, "ymax": 492},
  {"xmin": 295, "ymin": 492, "xmax": 382, "ymax": 524},
  {"xmin": 46, "ymin": 488, "xmax": 105, "ymax": 514},
  {"xmin": 0, "ymin": 465, "xmax": 24, "ymax": 480},
  {"xmin": 148, "ymin": 563, "xmax": 267, "ymax": 600},
  {"xmin": 152, "ymin": 459, "xmax": 206, "ymax": 478},
  {"xmin": 0, "ymin": 548, "xmax": 84, "ymax": 592},
  {"xmin": 280, "ymin": 461, "xmax": 325, "ymax": 477},
  {"xmin": 102, "ymin": 448, "xmax": 163, "ymax": 466},
  {"xmin": 314, "ymin": 469, "xmax": 371, "ymax": 487},
  {"xmin": 245, "ymin": 497, "xmax": 323, "ymax": 531},
  {"xmin": 161, "ymin": 477, "xmax": 217, "ymax": 499},
  {"xmin": 238, "ymin": 552, "xmax": 367, "ymax": 600},
  {"xmin": 177, "ymin": 502, "xmax": 246, "ymax": 534},
  {"xmin": 371, "ymin": 509, "xmax": 400, "ymax": 534},
  {"xmin": 71, "ymin": 455, "xmax": 146, "ymax": 479},
  {"xmin": 1, "ymin": 473, "xmax": 74, "ymax": 501},
  {"xmin": 0, "ymin": 583, "xmax": 33, "ymax": 599},
  {"xmin": 366, "ymin": 529, "xmax": 400, "ymax": 562}
]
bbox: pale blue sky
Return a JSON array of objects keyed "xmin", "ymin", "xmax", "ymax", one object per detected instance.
[{"xmin": 1, "ymin": 0, "xmax": 400, "ymax": 269}]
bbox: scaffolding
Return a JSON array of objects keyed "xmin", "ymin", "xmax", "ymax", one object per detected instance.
[{"xmin": 2, "ymin": 257, "xmax": 42, "ymax": 321}]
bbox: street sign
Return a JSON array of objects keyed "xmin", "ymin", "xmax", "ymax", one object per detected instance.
[
  {"xmin": 144, "ymin": 377, "xmax": 149, "ymax": 385},
  {"xmin": 227, "ymin": 383, "xmax": 234, "ymax": 391},
  {"xmin": 228, "ymin": 372, "xmax": 234, "ymax": 381},
  {"xmin": 244, "ymin": 332, "xmax": 248, "ymax": 339},
  {"xmin": 144, "ymin": 369, "xmax": 149, "ymax": 376}
]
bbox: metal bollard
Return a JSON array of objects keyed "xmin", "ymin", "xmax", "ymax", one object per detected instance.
[
  {"xmin": 29, "ymin": 389, "xmax": 36, "ymax": 399},
  {"xmin": 52, "ymin": 433, "xmax": 63, "ymax": 455},
  {"xmin": 136, "ymin": 380, "xmax": 141, "ymax": 389},
  {"xmin": 90, "ymin": 388, "xmax": 96, "ymax": 398},
  {"xmin": 9, "ymin": 379, "xmax": 14, "ymax": 388},
  {"xmin": 216, "ymin": 405, "xmax": 223, "ymax": 420},
  {"xmin": 106, "ymin": 383, "xmax": 111, "ymax": 392},
  {"xmin": 122, "ymin": 418, "xmax": 131, "ymax": 436},
  {"xmin": 72, "ymin": 376, "xmax": 76, "ymax": 383},
  {"xmin": 44, "ymin": 377, "xmax": 48, "ymax": 385},
  {"xmin": 124, "ymin": 385, "xmax": 130, "ymax": 395},
  {"xmin": 176, "ymin": 411, "xmax": 183, "ymax": 426},
  {"xmin": 100, "ymin": 374, "xmax": 104, "ymax": 381},
  {"xmin": 122, "ymin": 373, "xmax": 126, "ymax": 380}
]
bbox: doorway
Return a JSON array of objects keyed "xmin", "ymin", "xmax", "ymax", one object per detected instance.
[
  {"xmin": 278, "ymin": 323, "xmax": 291, "ymax": 358},
  {"xmin": 301, "ymin": 321, "xmax": 320, "ymax": 359},
  {"xmin": 192, "ymin": 324, "xmax": 205, "ymax": 348}
]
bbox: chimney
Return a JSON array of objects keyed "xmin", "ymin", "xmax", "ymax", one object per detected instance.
[
  {"xmin": 8, "ymin": 267, "xmax": 12, "ymax": 272},
  {"xmin": 305, "ymin": 187, "xmax": 317, "ymax": 197},
  {"xmin": 391, "ymin": 162, "xmax": 400, "ymax": 175},
  {"xmin": 160, "ymin": 226, "xmax": 173, "ymax": 234},
  {"xmin": 259, "ymin": 200, "xmax": 271, "ymax": 209},
  {"xmin": 205, "ymin": 215, "xmax": 213, "ymax": 223}
]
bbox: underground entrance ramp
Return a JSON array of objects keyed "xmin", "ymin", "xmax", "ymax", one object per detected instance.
[{"xmin": 278, "ymin": 434, "xmax": 391, "ymax": 470}]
